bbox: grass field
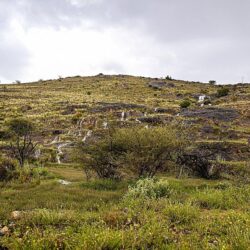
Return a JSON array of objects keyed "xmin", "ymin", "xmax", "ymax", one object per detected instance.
[
  {"xmin": 0, "ymin": 165, "xmax": 249, "ymax": 249},
  {"xmin": 0, "ymin": 75, "xmax": 249, "ymax": 249}
]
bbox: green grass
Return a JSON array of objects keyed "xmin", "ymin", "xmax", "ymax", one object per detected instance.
[{"xmin": 0, "ymin": 167, "xmax": 249, "ymax": 249}]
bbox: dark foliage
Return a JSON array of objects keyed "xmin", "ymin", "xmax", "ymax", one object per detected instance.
[{"xmin": 7, "ymin": 118, "xmax": 37, "ymax": 167}]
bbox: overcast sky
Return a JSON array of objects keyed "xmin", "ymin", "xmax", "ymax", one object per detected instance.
[{"xmin": 0, "ymin": 0, "xmax": 250, "ymax": 84}]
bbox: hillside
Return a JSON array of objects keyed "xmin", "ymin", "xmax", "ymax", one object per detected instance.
[
  {"xmin": 0, "ymin": 75, "xmax": 250, "ymax": 249},
  {"xmin": 0, "ymin": 75, "xmax": 249, "ymax": 168}
]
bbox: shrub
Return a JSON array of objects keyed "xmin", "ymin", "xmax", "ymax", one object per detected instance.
[
  {"xmin": 177, "ymin": 152, "xmax": 223, "ymax": 179},
  {"xmin": 0, "ymin": 156, "xmax": 16, "ymax": 181},
  {"xmin": 77, "ymin": 125, "xmax": 189, "ymax": 179},
  {"xmin": 124, "ymin": 178, "xmax": 172, "ymax": 200},
  {"xmin": 180, "ymin": 100, "xmax": 191, "ymax": 108},
  {"xmin": 217, "ymin": 87, "xmax": 229, "ymax": 97},
  {"xmin": 12, "ymin": 166, "xmax": 51, "ymax": 183}
]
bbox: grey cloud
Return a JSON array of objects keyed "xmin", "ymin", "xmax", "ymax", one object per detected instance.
[
  {"xmin": 0, "ymin": 36, "xmax": 30, "ymax": 81},
  {"xmin": 102, "ymin": 61, "xmax": 125, "ymax": 73},
  {"xmin": 10, "ymin": 0, "xmax": 250, "ymax": 40},
  {"xmin": 1, "ymin": 0, "xmax": 250, "ymax": 83}
]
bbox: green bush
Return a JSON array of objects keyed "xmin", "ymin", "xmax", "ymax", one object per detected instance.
[
  {"xmin": 124, "ymin": 178, "xmax": 172, "ymax": 200},
  {"xmin": 180, "ymin": 99, "xmax": 191, "ymax": 108},
  {"xmin": 217, "ymin": 87, "xmax": 229, "ymax": 97},
  {"xmin": 77, "ymin": 125, "xmax": 189, "ymax": 179},
  {"xmin": 0, "ymin": 156, "xmax": 17, "ymax": 181},
  {"xmin": 209, "ymin": 80, "xmax": 216, "ymax": 85},
  {"xmin": 0, "ymin": 162, "xmax": 51, "ymax": 183}
]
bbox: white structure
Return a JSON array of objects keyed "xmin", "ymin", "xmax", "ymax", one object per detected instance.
[{"xmin": 198, "ymin": 95, "xmax": 206, "ymax": 103}]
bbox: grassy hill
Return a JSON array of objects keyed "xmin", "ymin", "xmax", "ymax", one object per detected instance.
[{"xmin": 0, "ymin": 75, "xmax": 249, "ymax": 249}]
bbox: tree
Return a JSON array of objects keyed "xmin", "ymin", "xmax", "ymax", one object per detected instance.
[
  {"xmin": 209, "ymin": 80, "xmax": 216, "ymax": 85},
  {"xmin": 7, "ymin": 118, "xmax": 37, "ymax": 167},
  {"xmin": 115, "ymin": 126, "xmax": 189, "ymax": 178},
  {"xmin": 77, "ymin": 125, "xmax": 190, "ymax": 179},
  {"xmin": 76, "ymin": 128, "xmax": 121, "ymax": 180}
]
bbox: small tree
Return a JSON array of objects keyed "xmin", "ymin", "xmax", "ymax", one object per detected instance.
[
  {"xmin": 209, "ymin": 80, "xmax": 216, "ymax": 85},
  {"xmin": 76, "ymin": 128, "xmax": 121, "ymax": 180},
  {"xmin": 7, "ymin": 118, "xmax": 37, "ymax": 167},
  {"xmin": 77, "ymin": 125, "xmax": 189, "ymax": 179},
  {"xmin": 116, "ymin": 126, "xmax": 189, "ymax": 178}
]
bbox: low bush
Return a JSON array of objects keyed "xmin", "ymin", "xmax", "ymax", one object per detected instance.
[
  {"xmin": 180, "ymin": 99, "xmax": 191, "ymax": 108},
  {"xmin": 177, "ymin": 152, "xmax": 223, "ymax": 179},
  {"xmin": 0, "ymin": 161, "xmax": 51, "ymax": 183},
  {"xmin": 0, "ymin": 156, "xmax": 17, "ymax": 181},
  {"xmin": 124, "ymin": 178, "xmax": 173, "ymax": 200},
  {"xmin": 217, "ymin": 87, "xmax": 229, "ymax": 97}
]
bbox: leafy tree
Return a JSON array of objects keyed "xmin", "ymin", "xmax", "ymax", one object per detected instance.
[
  {"xmin": 77, "ymin": 125, "xmax": 189, "ymax": 179},
  {"xmin": 165, "ymin": 75, "xmax": 173, "ymax": 80},
  {"xmin": 7, "ymin": 118, "xmax": 37, "ymax": 167},
  {"xmin": 209, "ymin": 80, "xmax": 216, "ymax": 85}
]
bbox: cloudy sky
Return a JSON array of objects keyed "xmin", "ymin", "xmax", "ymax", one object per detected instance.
[{"xmin": 0, "ymin": 0, "xmax": 250, "ymax": 84}]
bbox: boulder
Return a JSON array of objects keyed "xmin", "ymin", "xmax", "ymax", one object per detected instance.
[
  {"xmin": 0, "ymin": 226, "xmax": 9, "ymax": 236},
  {"xmin": 11, "ymin": 211, "xmax": 22, "ymax": 220}
]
